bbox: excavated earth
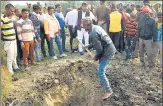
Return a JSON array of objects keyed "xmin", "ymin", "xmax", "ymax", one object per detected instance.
[{"xmin": 3, "ymin": 54, "xmax": 162, "ymax": 106}]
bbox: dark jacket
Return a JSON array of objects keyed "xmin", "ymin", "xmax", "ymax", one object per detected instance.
[
  {"xmin": 77, "ymin": 10, "xmax": 90, "ymax": 30},
  {"xmin": 88, "ymin": 25, "xmax": 116, "ymax": 60},
  {"xmin": 137, "ymin": 15, "xmax": 157, "ymax": 40}
]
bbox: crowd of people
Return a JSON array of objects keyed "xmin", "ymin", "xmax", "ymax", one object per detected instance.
[{"xmin": 1, "ymin": 0, "xmax": 162, "ymax": 99}]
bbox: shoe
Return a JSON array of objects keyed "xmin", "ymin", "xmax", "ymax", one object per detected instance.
[
  {"xmin": 80, "ymin": 52, "xmax": 84, "ymax": 55},
  {"xmin": 13, "ymin": 68, "xmax": 21, "ymax": 72},
  {"xmin": 52, "ymin": 56, "xmax": 58, "ymax": 60},
  {"xmin": 60, "ymin": 53, "xmax": 67, "ymax": 58}
]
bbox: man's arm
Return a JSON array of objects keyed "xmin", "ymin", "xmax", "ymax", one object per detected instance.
[
  {"xmin": 92, "ymin": 33, "xmax": 103, "ymax": 60},
  {"xmin": 152, "ymin": 19, "xmax": 157, "ymax": 41},
  {"xmin": 17, "ymin": 22, "xmax": 23, "ymax": 41}
]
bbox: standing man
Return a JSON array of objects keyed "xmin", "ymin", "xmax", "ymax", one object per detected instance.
[
  {"xmin": 39, "ymin": 7, "xmax": 50, "ymax": 58},
  {"xmin": 95, "ymin": 0, "xmax": 110, "ymax": 33},
  {"xmin": 44, "ymin": 6, "xmax": 67, "ymax": 59},
  {"xmin": 29, "ymin": 4, "xmax": 42, "ymax": 62},
  {"xmin": 83, "ymin": 17, "xmax": 116, "ymax": 100},
  {"xmin": 65, "ymin": 5, "xmax": 78, "ymax": 52},
  {"xmin": 55, "ymin": 4, "xmax": 68, "ymax": 52},
  {"xmin": 1, "ymin": 4, "xmax": 19, "ymax": 75},
  {"xmin": 137, "ymin": 6, "xmax": 157, "ymax": 68},
  {"xmin": 77, "ymin": 2, "xmax": 96, "ymax": 55},
  {"xmin": 17, "ymin": 8, "xmax": 37, "ymax": 70},
  {"xmin": 108, "ymin": 4, "xmax": 123, "ymax": 52}
]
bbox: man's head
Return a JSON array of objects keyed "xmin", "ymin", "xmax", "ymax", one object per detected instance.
[
  {"xmin": 100, "ymin": 0, "xmax": 105, "ymax": 5},
  {"xmin": 55, "ymin": 4, "xmax": 62, "ymax": 12},
  {"xmin": 82, "ymin": 2, "xmax": 88, "ymax": 12},
  {"xmin": 157, "ymin": 12, "xmax": 162, "ymax": 23},
  {"xmin": 136, "ymin": 5, "xmax": 141, "ymax": 11},
  {"xmin": 39, "ymin": 7, "xmax": 43, "ymax": 15},
  {"xmin": 5, "ymin": 3, "xmax": 15, "ymax": 17},
  {"xmin": 130, "ymin": 4, "xmax": 135, "ymax": 11},
  {"xmin": 47, "ymin": 6, "xmax": 54, "ymax": 15},
  {"xmin": 142, "ymin": 5, "xmax": 152, "ymax": 16},
  {"xmin": 111, "ymin": 4, "xmax": 117, "ymax": 12},
  {"xmin": 82, "ymin": 17, "xmax": 92, "ymax": 32},
  {"xmin": 21, "ymin": 8, "xmax": 29, "ymax": 19},
  {"xmin": 72, "ymin": 4, "xmax": 77, "ymax": 9},
  {"xmin": 14, "ymin": 8, "xmax": 20, "ymax": 16},
  {"xmin": 129, "ymin": 13, "xmax": 136, "ymax": 21},
  {"xmin": 33, "ymin": 4, "xmax": 40, "ymax": 14}
]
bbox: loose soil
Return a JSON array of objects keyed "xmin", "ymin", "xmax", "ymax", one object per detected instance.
[{"xmin": 2, "ymin": 53, "xmax": 162, "ymax": 106}]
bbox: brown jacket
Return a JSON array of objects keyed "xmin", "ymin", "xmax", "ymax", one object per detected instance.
[{"xmin": 95, "ymin": 5, "xmax": 110, "ymax": 21}]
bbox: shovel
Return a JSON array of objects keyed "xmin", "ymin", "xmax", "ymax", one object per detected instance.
[{"xmin": 77, "ymin": 39, "xmax": 94, "ymax": 58}]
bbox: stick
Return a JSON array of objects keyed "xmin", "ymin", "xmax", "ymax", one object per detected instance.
[{"xmin": 77, "ymin": 39, "xmax": 94, "ymax": 58}]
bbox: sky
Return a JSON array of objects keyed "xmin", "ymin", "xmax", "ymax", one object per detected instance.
[{"xmin": 10, "ymin": 1, "xmax": 43, "ymax": 5}]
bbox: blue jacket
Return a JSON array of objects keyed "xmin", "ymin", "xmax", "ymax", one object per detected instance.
[
  {"xmin": 154, "ymin": 23, "xmax": 162, "ymax": 41},
  {"xmin": 54, "ymin": 12, "xmax": 65, "ymax": 30}
]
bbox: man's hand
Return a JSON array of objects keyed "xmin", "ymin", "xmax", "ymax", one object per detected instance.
[
  {"xmin": 46, "ymin": 34, "xmax": 51, "ymax": 41},
  {"xmin": 38, "ymin": 37, "xmax": 41, "ymax": 42},
  {"xmin": 21, "ymin": 42, "xmax": 25, "ymax": 48},
  {"xmin": 35, "ymin": 39, "xmax": 38, "ymax": 44},
  {"xmin": 72, "ymin": 28, "xmax": 75, "ymax": 33}
]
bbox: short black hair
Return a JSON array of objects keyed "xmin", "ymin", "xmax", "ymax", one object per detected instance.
[
  {"xmin": 82, "ymin": 2, "xmax": 88, "ymax": 6},
  {"xmin": 55, "ymin": 4, "xmax": 61, "ymax": 9},
  {"xmin": 33, "ymin": 4, "xmax": 40, "ymax": 11},
  {"xmin": 47, "ymin": 6, "xmax": 54, "ymax": 11},
  {"xmin": 126, "ymin": 8, "xmax": 132, "ymax": 14},
  {"xmin": 21, "ymin": 8, "xmax": 29, "ymax": 13},
  {"xmin": 5, "ymin": 3, "xmax": 15, "ymax": 10},
  {"xmin": 158, "ymin": 12, "xmax": 162, "ymax": 17},
  {"xmin": 130, "ymin": 13, "xmax": 136, "ymax": 18},
  {"xmin": 131, "ymin": 4, "xmax": 135, "ymax": 7},
  {"xmin": 136, "ymin": 5, "xmax": 141, "ymax": 8}
]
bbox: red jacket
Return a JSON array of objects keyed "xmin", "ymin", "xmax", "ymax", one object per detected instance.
[{"xmin": 124, "ymin": 20, "xmax": 137, "ymax": 37}]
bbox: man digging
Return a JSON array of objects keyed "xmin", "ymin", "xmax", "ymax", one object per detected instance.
[{"xmin": 83, "ymin": 17, "xmax": 116, "ymax": 100}]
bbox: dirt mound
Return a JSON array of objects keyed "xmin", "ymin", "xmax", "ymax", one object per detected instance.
[{"xmin": 3, "ymin": 59, "xmax": 162, "ymax": 106}]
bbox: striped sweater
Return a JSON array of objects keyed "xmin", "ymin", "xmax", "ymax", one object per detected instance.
[
  {"xmin": 1, "ymin": 14, "xmax": 16, "ymax": 41},
  {"xmin": 124, "ymin": 20, "xmax": 137, "ymax": 37},
  {"xmin": 17, "ymin": 18, "xmax": 35, "ymax": 41}
]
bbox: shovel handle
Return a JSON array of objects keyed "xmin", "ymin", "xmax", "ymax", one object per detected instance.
[{"xmin": 77, "ymin": 39, "xmax": 94, "ymax": 58}]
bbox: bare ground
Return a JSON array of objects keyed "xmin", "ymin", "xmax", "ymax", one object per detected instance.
[{"xmin": 2, "ymin": 52, "xmax": 162, "ymax": 106}]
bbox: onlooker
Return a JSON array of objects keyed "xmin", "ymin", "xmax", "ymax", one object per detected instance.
[
  {"xmin": 17, "ymin": 8, "xmax": 37, "ymax": 70},
  {"xmin": 124, "ymin": 13, "xmax": 137, "ymax": 64},
  {"xmin": 29, "ymin": 4, "xmax": 42, "ymax": 62},
  {"xmin": 44, "ymin": 6, "xmax": 67, "ymax": 60},
  {"xmin": 55, "ymin": 4, "xmax": 69, "ymax": 52},
  {"xmin": 137, "ymin": 6, "xmax": 157, "ymax": 68},
  {"xmin": 64, "ymin": 5, "xmax": 72, "ymax": 17},
  {"xmin": 39, "ymin": 7, "xmax": 50, "ymax": 58},
  {"xmin": 13, "ymin": 8, "xmax": 23, "ymax": 66},
  {"xmin": 108, "ymin": 4, "xmax": 123, "ymax": 52},
  {"xmin": 153, "ymin": 12, "xmax": 162, "ymax": 70},
  {"xmin": 65, "ymin": 5, "xmax": 78, "ymax": 52},
  {"xmin": 95, "ymin": 0, "xmax": 110, "ymax": 33},
  {"xmin": 1, "ymin": 4, "xmax": 19, "ymax": 75},
  {"xmin": 130, "ymin": 4, "xmax": 137, "ymax": 14},
  {"xmin": 76, "ymin": 2, "xmax": 96, "ymax": 55}
]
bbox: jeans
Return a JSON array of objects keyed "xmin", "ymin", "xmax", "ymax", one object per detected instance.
[
  {"xmin": 68, "ymin": 25, "xmax": 77, "ymax": 50},
  {"xmin": 34, "ymin": 41, "xmax": 41, "ymax": 61},
  {"xmin": 98, "ymin": 58, "xmax": 112, "ymax": 92},
  {"xmin": 125, "ymin": 36, "xmax": 137, "ymax": 60},
  {"xmin": 119, "ymin": 31, "xmax": 125, "ymax": 51},
  {"xmin": 60, "ymin": 29, "xmax": 66, "ymax": 51},
  {"xmin": 49, "ymin": 35, "xmax": 64, "ymax": 57},
  {"xmin": 40, "ymin": 30, "xmax": 51, "ymax": 57}
]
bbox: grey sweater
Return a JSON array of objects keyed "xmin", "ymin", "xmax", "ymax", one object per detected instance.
[{"xmin": 88, "ymin": 25, "xmax": 116, "ymax": 60}]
